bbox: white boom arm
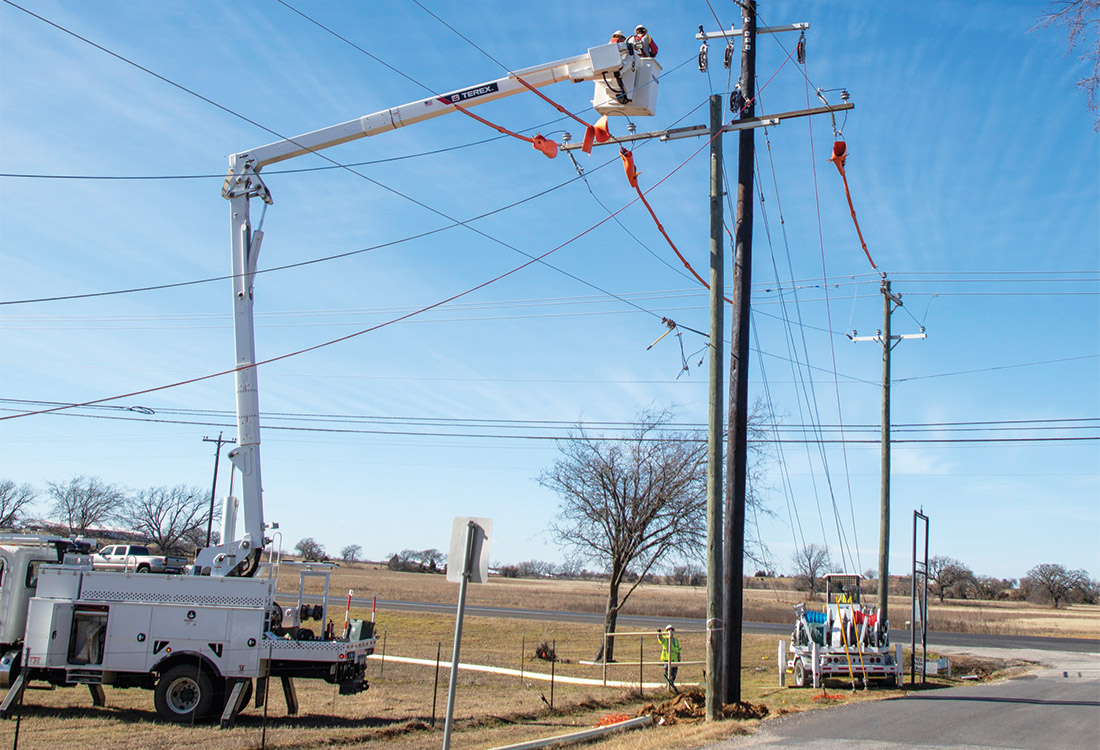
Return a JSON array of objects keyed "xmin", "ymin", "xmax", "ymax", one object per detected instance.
[{"xmin": 198, "ymin": 43, "xmax": 638, "ymax": 577}]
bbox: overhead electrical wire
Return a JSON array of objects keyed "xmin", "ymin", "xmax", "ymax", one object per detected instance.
[
  {"xmin": 0, "ymin": 174, "xmax": 682, "ymax": 423},
  {"xmin": 0, "ymin": 1, "xmax": 711, "ymax": 342},
  {"xmin": 3, "ymin": 398, "xmax": 1091, "ymax": 434},
  {"xmin": 3, "ymin": 404, "xmax": 1093, "ymax": 445}
]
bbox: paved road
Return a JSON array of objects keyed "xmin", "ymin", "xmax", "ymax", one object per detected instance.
[
  {"xmin": 351, "ymin": 597, "xmax": 1099, "ymax": 654},
  {"xmin": 704, "ymin": 649, "xmax": 1100, "ymax": 749}
]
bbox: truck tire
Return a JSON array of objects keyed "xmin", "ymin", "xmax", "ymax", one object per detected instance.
[
  {"xmin": 793, "ymin": 658, "xmax": 807, "ymax": 687},
  {"xmin": 136, "ymin": 565, "xmax": 150, "ymax": 573},
  {"xmin": 155, "ymin": 665, "xmax": 216, "ymax": 722}
]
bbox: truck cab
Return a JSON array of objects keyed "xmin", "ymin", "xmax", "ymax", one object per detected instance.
[{"xmin": 0, "ymin": 535, "xmax": 83, "ymax": 686}]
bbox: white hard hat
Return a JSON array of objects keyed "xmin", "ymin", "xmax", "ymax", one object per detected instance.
[
  {"xmin": 635, "ymin": 25, "xmax": 646, "ymax": 32},
  {"xmin": 665, "ymin": 624, "xmax": 674, "ymax": 631},
  {"xmin": 614, "ymin": 30, "xmax": 624, "ymax": 37}
]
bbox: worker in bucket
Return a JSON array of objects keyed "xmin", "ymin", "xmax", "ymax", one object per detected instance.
[
  {"xmin": 657, "ymin": 624, "xmax": 681, "ymax": 691},
  {"xmin": 610, "ymin": 30, "xmax": 626, "ymax": 44},
  {"xmin": 632, "ymin": 25, "xmax": 658, "ymax": 57}
]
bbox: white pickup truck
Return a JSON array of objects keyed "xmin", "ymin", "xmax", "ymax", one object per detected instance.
[{"xmin": 91, "ymin": 544, "xmax": 187, "ymax": 574}]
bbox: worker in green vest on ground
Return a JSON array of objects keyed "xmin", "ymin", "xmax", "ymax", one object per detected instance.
[{"xmin": 657, "ymin": 624, "xmax": 681, "ymax": 691}]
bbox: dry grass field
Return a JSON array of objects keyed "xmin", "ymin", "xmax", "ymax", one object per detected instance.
[
  {"xmin": 4, "ymin": 564, "xmax": 1064, "ymax": 750},
  {"xmin": 281, "ymin": 564, "xmax": 1100, "ymax": 640}
]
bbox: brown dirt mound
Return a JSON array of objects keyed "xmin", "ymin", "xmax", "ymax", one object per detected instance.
[{"xmin": 637, "ymin": 690, "xmax": 768, "ymax": 725}]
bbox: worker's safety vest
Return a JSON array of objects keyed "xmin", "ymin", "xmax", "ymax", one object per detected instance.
[
  {"xmin": 633, "ymin": 34, "xmax": 657, "ymax": 57},
  {"xmin": 658, "ymin": 634, "xmax": 681, "ymax": 662}
]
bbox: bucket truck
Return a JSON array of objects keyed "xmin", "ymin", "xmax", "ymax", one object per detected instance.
[{"xmin": 0, "ymin": 40, "xmax": 657, "ymax": 725}]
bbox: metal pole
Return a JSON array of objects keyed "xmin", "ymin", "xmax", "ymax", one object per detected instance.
[
  {"xmin": 878, "ymin": 278, "xmax": 892, "ymax": 626},
  {"xmin": 442, "ymin": 521, "xmax": 476, "ymax": 750},
  {"xmin": 922, "ymin": 513, "xmax": 929, "ymax": 683},
  {"xmin": 910, "ymin": 510, "xmax": 916, "ymax": 686},
  {"xmin": 705, "ymin": 92, "xmax": 726, "ymax": 720},
  {"xmin": 724, "ymin": 0, "xmax": 756, "ymax": 707},
  {"xmin": 639, "ymin": 636, "xmax": 644, "ymax": 695},
  {"xmin": 602, "ymin": 631, "xmax": 608, "ymax": 686},
  {"xmin": 432, "ymin": 641, "xmax": 441, "ymax": 727},
  {"xmin": 550, "ymin": 639, "xmax": 556, "ymax": 709},
  {"xmin": 521, "ymin": 633, "xmax": 525, "ymax": 685}
]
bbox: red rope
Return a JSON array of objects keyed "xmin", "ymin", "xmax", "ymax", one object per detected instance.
[
  {"xmin": 439, "ymin": 97, "xmax": 557, "ymax": 158},
  {"xmin": 828, "ymin": 141, "xmax": 878, "ymax": 271},
  {"xmin": 620, "ymin": 148, "xmax": 732, "ymax": 304},
  {"xmin": 513, "ymin": 75, "xmax": 609, "ymax": 154},
  {"xmin": 513, "ymin": 75, "xmax": 591, "ymax": 129}
]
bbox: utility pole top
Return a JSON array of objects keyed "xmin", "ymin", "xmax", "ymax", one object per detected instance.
[{"xmin": 696, "ymin": 22, "xmax": 808, "ymax": 41}]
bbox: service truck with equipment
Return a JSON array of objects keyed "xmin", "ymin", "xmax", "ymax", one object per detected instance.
[
  {"xmin": 0, "ymin": 39, "xmax": 657, "ymax": 725},
  {"xmin": 781, "ymin": 573, "xmax": 903, "ymax": 688}
]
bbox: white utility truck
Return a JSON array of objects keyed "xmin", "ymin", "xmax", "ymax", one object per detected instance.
[
  {"xmin": 781, "ymin": 573, "xmax": 903, "ymax": 688},
  {"xmin": 0, "ymin": 40, "xmax": 657, "ymax": 725},
  {"xmin": 92, "ymin": 544, "xmax": 188, "ymax": 574}
]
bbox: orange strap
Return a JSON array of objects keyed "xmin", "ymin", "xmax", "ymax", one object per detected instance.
[
  {"xmin": 513, "ymin": 76, "xmax": 610, "ymax": 154},
  {"xmin": 829, "ymin": 141, "xmax": 877, "ymax": 270},
  {"xmin": 440, "ymin": 97, "xmax": 557, "ymax": 158},
  {"xmin": 620, "ymin": 149, "xmax": 732, "ymax": 303}
]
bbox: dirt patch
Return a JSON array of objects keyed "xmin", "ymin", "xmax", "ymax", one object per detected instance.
[{"xmin": 637, "ymin": 689, "xmax": 768, "ymax": 725}]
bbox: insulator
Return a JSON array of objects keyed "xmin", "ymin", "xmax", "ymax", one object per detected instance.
[
  {"xmin": 698, "ymin": 43, "xmax": 708, "ymax": 73},
  {"xmin": 723, "ymin": 42, "xmax": 734, "ymax": 69},
  {"xmin": 730, "ymin": 85, "xmax": 745, "ymax": 114},
  {"xmin": 627, "ymin": 122, "xmax": 637, "ymax": 135}
]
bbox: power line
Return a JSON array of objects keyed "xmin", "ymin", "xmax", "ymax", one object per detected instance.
[{"xmin": 3, "ymin": 407, "xmax": 1095, "ymax": 445}]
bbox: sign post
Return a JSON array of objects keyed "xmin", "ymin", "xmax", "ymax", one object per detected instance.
[{"xmin": 442, "ymin": 516, "xmax": 491, "ymax": 750}]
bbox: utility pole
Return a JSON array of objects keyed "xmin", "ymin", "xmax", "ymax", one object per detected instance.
[
  {"xmin": 850, "ymin": 277, "xmax": 925, "ymax": 626},
  {"xmin": 202, "ymin": 433, "xmax": 236, "ymax": 547},
  {"xmin": 705, "ymin": 93, "xmax": 725, "ymax": 721},
  {"xmin": 724, "ymin": 0, "xmax": 756, "ymax": 707},
  {"xmin": 566, "ymin": 13, "xmax": 852, "ymax": 710}
]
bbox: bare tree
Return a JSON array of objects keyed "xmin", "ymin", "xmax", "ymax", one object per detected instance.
[
  {"xmin": 791, "ymin": 543, "xmax": 832, "ymax": 594},
  {"xmin": 340, "ymin": 544, "xmax": 363, "ymax": 563},
  {"xmin": 973, "ymin": 575, "xmax": 1017, "ymax": 601},
  {"xmin": 1024, "ymin": 563, "xmax": 1091, "ymax": 608},
  {"xmin": 47, "ymin": 476, "xmax": 125, "ymax": 535},
  {"xmin": 1036, "ymin": 0, "xmax": 1100, "ymax": 128},
  {"xmin": 121, "ymin": 485, "xmax": 209, "ymax": 555},
  {"xmin": 0, "ymin": 479, "xmax": 37, "ymax": 528},
  {"xmin": 295, "ymin": 537, "xmax": 326, "ymax": 561},
  {"xmin": 420, "ymin": 548, "xmax": 446, "ymax": 571},
  {"xmin": 540, "ymin": 409, "xmax": 707, "ymax": 662},
  {"xmin": 927, "ymin": 556, "xmax": 977, "ymax": 603}
]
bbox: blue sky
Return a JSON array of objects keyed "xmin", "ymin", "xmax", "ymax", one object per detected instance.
[{"xmin": 1, "ymin": 1, "xmax": 1096, "ymax": 583}]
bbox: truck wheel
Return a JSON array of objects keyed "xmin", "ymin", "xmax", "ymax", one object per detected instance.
[
  {"xmin": 793, "ymin": 659, "xmax": 807, "ymax": 687},
  {"xmin": 155, "ymin": 665, "xmax": 215, "ymax": 722},
  {"xmin": 136, "ymin": 565, "xmax": 150, "ymax": 573}
]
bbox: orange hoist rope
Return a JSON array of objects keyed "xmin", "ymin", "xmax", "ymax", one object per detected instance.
[
  {"xmin": 620, "ymin": 148, "xmax": 733, "ymax": 304},
  {"xmin": 439, "ymin": 97, "xmax": 558, "ymax": 158},
  {"xmin": 513, "ymin": 75, "xmax": 611, "ymax": 154},
  {"xmin": 828, "ymin": 140, "xmax": 878, "ymax": 271}
]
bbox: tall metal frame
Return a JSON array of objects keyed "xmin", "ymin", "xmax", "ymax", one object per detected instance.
[{"xmin": 910, "ymin": 509, "xmax": 929, "ymax": 685}]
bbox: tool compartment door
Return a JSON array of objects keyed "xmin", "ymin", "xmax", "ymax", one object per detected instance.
[{"xmin": 102, "ymin": 603, "xmax": 153, "ymax": 672}]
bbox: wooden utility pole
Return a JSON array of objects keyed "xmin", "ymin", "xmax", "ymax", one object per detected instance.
[
  {"xmin": 566, "ymin": 12, "xmax": 853, "ymax": 711},
  {"xmin": 705, "ymin": 93, "xmax": 725, "ymax": 721},
  {"xmin": 724, "ymin": 0, "xmax": 756, "ymax": 707},
  {"xmin": 202, "ymin": 433, "xmax": 235, "ymax": 547},
  {"xmin": 850, "ymin": 277, "xmax": 924, "ymax": 626},
  {"xmin": 878, "ymin": 279, "xmax": 893, "ymax": 623}
]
